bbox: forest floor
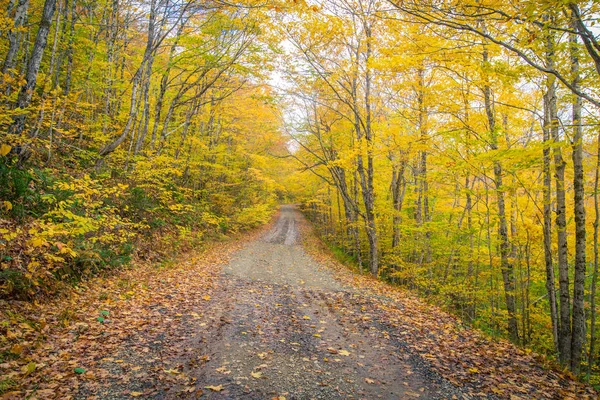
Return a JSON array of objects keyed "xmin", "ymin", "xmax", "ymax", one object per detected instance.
[{"xmin": 1, "ymin": 206, "xmax": 598, "ymax": 399}]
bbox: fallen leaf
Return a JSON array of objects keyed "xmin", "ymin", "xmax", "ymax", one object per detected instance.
[
  {"xmin": 251, "ymin": 371, "xmax": 263, "ymax": 379},
  {"xmin": 10, "ymin": 344, "xmax": 23, "ymax": 355},
  {"xmin": 205, "ymin": 385, "xmax": 223, "ymax": 392},
  {"xmin": 22, "ymin": 362, "xmax": 36, "ymax": 376},
  {"xmin": 164, "ymin": 368, "xmax": 180, "ymax": 374},
  {"xmin": 216, "ymin": 366, "xmax": 231, "ymax": 374}
]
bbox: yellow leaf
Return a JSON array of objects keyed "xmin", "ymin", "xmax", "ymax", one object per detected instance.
[
  {"xmin": 251, "ymin": 371, "xmax": 262, "ymax": 379},
  {"xmin": 163, "ymin": 368, "xmax": 180, "ymax": 374},
  {"xmin": 21, "ymin": 362, "xmax": 36, "ymax": 376},
  {"xmin": 3, "ymin": 201, "xmax": 12, "ymax": 211},
  {"xmin": 313, "ymin": 333, "xmax": 321, "ymax": 338},
  {"xmin": 0, "ymin": 144, "xmax": 11, "ymax": 156},
  {"xmin": 202, "ymin": 295, "xmax": 211, "ymax": 301},
  {"xmin": 19, "ymin": 322, "xmax": 33, "ymax": 330},
  {"xmin": 130, "ymin": 392, "xmax": 144, "ymax": 397},
  {"xmin": 302, "ymin": 315, "xmax": 311, "ymax": 320},
  {"xmin": 10, "ymin": 344, "xmax": 23, "ymax": 355},
  {"xmin": 205, "ymin": 385, "xmax": 223, "ymax": 392},
  {"xmin": 27, "ymin": 362, "xmax": 37, "ymax": 373},
  {"xmin": 468, "ymin": 367, "xmax": 479, "ymax": 374},
  {"xmin": 30, "ymin": 236, "xmax": 46, "ymax": 248},
  {"xmin": 338, "ymin": 349, "xmax": 350, "ymax": 356},
  {"xmin": 216, "ymin": 366, "xmax": 231, "ymax": 374}
]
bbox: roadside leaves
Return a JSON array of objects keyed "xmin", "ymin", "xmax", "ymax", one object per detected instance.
[{"xmin": 0, "ymin": 231, "xmax": 260, "ymax": 398}]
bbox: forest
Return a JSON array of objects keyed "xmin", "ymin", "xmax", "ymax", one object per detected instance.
[{"xmin": 1, "ymin": 0, "xmax": 600, "ymax": 395}]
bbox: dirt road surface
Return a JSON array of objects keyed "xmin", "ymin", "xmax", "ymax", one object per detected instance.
[
  {"xmin": 65, "ymin": 206, "xmax": 595, "ymax": 400},
  {"xmin": 194, "ymin": 205, "xmax": 462, "ymax": 399}
]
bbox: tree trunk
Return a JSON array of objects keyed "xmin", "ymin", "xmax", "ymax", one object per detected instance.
[
  {"xmin": 589, "ymin": 119, "xmax": 600, "ymax": 379},
  {"xmin": 543, "ymin": 85, "xmax": 559, "ymax": 356},
  {"xmin": 391, "ymin": 160, "xmax": 406, "ymax": 248},
  {"xmin": 96, "ymin": 0, "xmax": 158, "ymax": 163},
  {"xmin": 10, "ymin": 0, "xmax": 57, "ymax": 137},
  {"xmin": 150, "ymin": 21, "xmax": 185, "ymax": 149},
  {"xmin": 549, "ymin": 53, "xmax": 571, "ymax": 370},
  {"xmin": 569, "ymin": 29, "xmax": 586, "ymax": 375},
  {"xmin": 62, "ymin": 0, "xmax": 76, "ymax": 95},
  {"xmin": 363, "ymin": 22, "xmax": 378, "ymax": 275},
  {"xmin": 133, "ymin": 61, "xmax": 153, "ymax": 155},
  {"xmin": 482, "ymin": 43, "xmax": 519, "ymax": 343},
  {"xmin": 2, "ymin": 0, "xmax": 29, "ymax": 76}
]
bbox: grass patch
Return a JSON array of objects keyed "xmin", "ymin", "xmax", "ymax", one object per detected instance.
[{"xmin": 0, "ymin": 377, "xmax": 16, "ymax": 395}]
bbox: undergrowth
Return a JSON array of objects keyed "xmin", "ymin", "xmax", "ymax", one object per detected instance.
[{"xmin": 0, "ymin": 157, "xmax": 277, "ymax": 300}]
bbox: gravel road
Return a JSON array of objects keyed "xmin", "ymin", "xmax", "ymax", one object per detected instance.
[
  {"xmin": 172, "ymin": 205, "xmax": 466, "ymax": 399},
  {"xmin": 20, "ymin": 206, "xmax": 595, "ymax": 399}
]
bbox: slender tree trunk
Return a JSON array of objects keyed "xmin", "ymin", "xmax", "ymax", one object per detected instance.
[
  {"xmin": 96, "ymin": 0, "xmax": 158, "ymax": 164},
  {"xmin": 541, "ymin": 16, "xmax": 571, "ymax": 365},
  {"xmin": 482, "ymin": 43, "xmax": 519, "ymax": 343},
  {"xmin": 174, "ymin": 100, "xmax": 197, "ymax": 160},
  {"xmin": 133, "ymin": 60, "xmax": 154, "ymax": 155},
  {"xmin": 10, "ymin": 0, "xmax": 57, "ymax": 137},
  {"xmin": 348, "ymin": 39, "xmax": 375, "ymax": 275},
  {"xmin": 62, "ymin": 0, "xmax": 76, "ymax": 95},
  {"xmin": 150, "ymin": 21, "xmax": 185, "ymax": 149},
  {"xmin": 2, "ymin": 0, "xmax": 29, "ymax": 77},
  {"xmin": 465, "ymin": 175, "xmax": 474, "ymax": 278},
  {"xmin": 362, "ymin": 22, "xmax": 378, "ymax": 275},
  {"xmin": 569, "ymin": 29, "xmax": 586, "ymax": 375},
  {"xmin": 549, "ymin": 49, "xmax": 571, "ymax": 369},
  {"xmin": 352, "ymin": 167, "xmax": 362, "ymax": 270},
  {"xmin": 543, "ymin": 87, "xmax": 559, "ymax": 356},
  {"xmin": 391, "ymin": 160, "xmax": 406, "ymax": 248},
  {"xmin": 589, "ymin": 122, "xmax": 600, "ymax": 379}
]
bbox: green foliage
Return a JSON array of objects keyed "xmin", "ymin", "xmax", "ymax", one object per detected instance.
[{"xmin": 0, "ymin": 377, "xmax": 16, "ymax": 395}]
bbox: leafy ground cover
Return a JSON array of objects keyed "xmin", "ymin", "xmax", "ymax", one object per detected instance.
[{"xmin": 1, "ymin": 208, "xmax": 597, "ymax": 399}]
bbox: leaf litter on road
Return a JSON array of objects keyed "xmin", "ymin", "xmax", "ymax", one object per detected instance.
[{"xmin": 1, "ymin": 209, "xmax": 597, "ymax": 399}]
